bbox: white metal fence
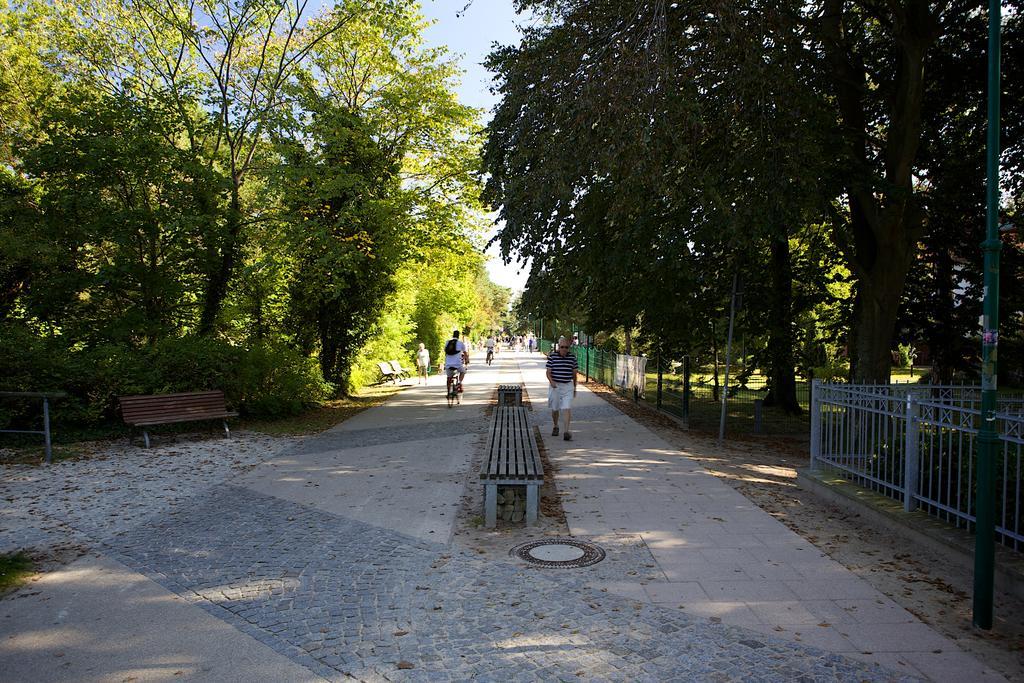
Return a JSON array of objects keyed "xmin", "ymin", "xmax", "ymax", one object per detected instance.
[{"xmin": 810, "ymin": 381, "xmax": 1024, "ymax": 551}]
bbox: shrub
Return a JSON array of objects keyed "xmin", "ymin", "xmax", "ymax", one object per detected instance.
[
  {"xmin": 895, "ymin": 342, "xmax": 918, "ymax": 369},
  {"xmin": 0, "ymin": 325, "xmax": 331, "ymax": 429},
  {"xmin": 812, "ymin": 360, "xmax": 850, "ymax": 382},
  {"xmin": 233, "ymin": 342, "xmax": 333, "ymax": 417}
]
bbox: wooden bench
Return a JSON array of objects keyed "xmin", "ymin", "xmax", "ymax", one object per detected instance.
[
  {"xmin": 118, "ymin": 390, "xmax": 238, "ymax": 448},
  {"xmin": 480, "ymin": 405, "xmax": 543, "ymax": 527}
]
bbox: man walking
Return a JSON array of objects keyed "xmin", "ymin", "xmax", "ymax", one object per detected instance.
[{"xmin": 546, "ymin": 335, "xmax": 578, "ymax": 441}]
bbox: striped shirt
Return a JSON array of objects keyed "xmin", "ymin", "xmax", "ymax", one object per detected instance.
[{"xmin": 546, "ymin": 351, "xmax": 578, "ymax": 383}]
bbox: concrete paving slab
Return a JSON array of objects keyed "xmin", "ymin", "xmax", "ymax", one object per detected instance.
[
  {"xmin": 743, "ymin": 600, "xmax": 823, "ymax": 625},
  {"xmin": 746, "ymin": 622, "xmax": 859, "ymax": 652},
  {"xmin": 836, "ymin": 622, "xmax": 957, "ymax": 652},
  {"xmin": 784, "ymin": 578, "xmax": 884, "ymax": 600},
  {"xmin": 515, "ymin": 352, "xmax": 1000, "ymax": 680},
  {"xmin": 677, "ymin": 601, "xmax": 764, "ymax": 625},
  {"xmin": 700, "ymin": 578, "xmax": 803, "ymax": 602},
  {"xmin": 833, "ymin": 597, "xmax": 921, "ymax": 624},
  {"xmin": 0, "ymin": 554, "xmax": 322, "ymax": 683},
  {"xmin": 238, "ymin": 434, "xmax": 476, "ymax": 544},
  {"xmin": 642, "ymin": 581, "xmax": 710, "ymax": 604}
]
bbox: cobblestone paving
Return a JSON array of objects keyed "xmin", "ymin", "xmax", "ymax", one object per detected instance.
[
  {"xmin": 102, "ymin": 485, "xmax": 912, "ymax": 682},
  {"xmin": 1, "ymin": 417, "xmax": 916, "ymax": 681}
]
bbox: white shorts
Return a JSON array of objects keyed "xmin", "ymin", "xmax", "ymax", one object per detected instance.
[
  {"xmin": 548, "ymin": 382, "xmax": 575, "ymax": 411},
  {"xmin": 445, "ymin": 365, "xmax": 466, "ymax": 377}
]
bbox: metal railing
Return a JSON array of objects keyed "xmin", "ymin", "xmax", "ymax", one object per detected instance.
[
  {"xmin": 811, "ymin": 382, "xmax": 1024, "ymax": 551},
  {"xmin": 0, "ymin": 391, "xmax": 66, "ymax": 463}
]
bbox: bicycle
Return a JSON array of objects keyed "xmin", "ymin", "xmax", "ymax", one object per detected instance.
[
  {"xmin": 446, "ymin": 366, "xmax": 465, "ymax": 407},
  {"xmin": 486, "ymin": 348, "xmax": 494, "ymax": 366}
]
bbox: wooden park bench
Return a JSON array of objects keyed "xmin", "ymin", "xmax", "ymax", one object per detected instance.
[
  {"xmin": 480, "ymin": 405, "xmax": 543, "ymax": 527},
  {"xmin": 118, "ymin": 390, "xmax": 238, "ymax": 448}
]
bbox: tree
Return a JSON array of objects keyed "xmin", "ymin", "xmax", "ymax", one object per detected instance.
[
  {"xmin": 29, "ymin": 0, "xmax": 382, "ymax": 333},
  {"xmin": 487, "ymin": 0, "xmax": 1023, "ymax": 386},
  {"xmin": 15, "ymin": 89, "xmax": 220, "ymax": 343},
  {"xmin": 483, "ymin": 0, "xmax": 832, "ymax": 411},
  {"xmin": 276, "ymin": 98, "xmax": 400, "ymax": 385}
]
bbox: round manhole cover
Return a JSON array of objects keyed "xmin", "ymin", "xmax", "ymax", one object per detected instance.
[{"xmin": 510, "ymin": 538, "xmax": 605, "ymax": 568}]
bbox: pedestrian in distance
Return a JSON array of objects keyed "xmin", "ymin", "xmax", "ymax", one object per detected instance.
[
  {"xmin": 416, "ymin": 342, "xmax": 430, "ymax": 384},
  {"xmin": 547, "ymin": 335, "xmax": 578, "ymax": 441}
]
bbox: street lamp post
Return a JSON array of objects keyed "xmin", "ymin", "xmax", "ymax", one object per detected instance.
[{"xmin": 974, "ymin": 0, "xmax": 1002, "ymax": 631}]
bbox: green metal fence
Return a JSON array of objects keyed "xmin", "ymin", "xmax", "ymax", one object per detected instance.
[{"xmin": 553, "ymin": 345, "xmax": 811, "ymax": 437}]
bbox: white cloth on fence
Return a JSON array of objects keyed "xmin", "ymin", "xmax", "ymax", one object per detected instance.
[{"xmin": 614, "ymin": 354, "xmax": 647, "ymax": 397}]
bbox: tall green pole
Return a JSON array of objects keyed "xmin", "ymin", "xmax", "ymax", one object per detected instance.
[{"xmin": 974, "ymin": 0, "xmax": 1002, "ymax": 631}]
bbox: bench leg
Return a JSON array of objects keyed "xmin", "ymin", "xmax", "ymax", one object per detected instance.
[
  {"xmin": 143, "ymin": 430, "xmax": 150, "ymax": 449},
  {"xmin": 484, "ymin": 484, "xmax": 497, "ymax": 528},
  {"xmin": 526, "ymin": 484, "xmax": 538, "ymax": 525},
  {"xmin": 223, "ymin": 420, "xmax": 231, "ymax": 439}
]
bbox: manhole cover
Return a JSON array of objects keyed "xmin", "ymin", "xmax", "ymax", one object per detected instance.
[{"xmin": 509, "ymin": 538, "xmax": 605, "ymax": 568}]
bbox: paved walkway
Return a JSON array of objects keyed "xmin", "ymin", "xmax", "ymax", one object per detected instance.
[
  {"xmin": 515, "ymin": 354, "xmax": 1003, "ymax": 682},
  {"xmin": 0, "ymin": 352, "xmax": 1003, "ymax": 681}
]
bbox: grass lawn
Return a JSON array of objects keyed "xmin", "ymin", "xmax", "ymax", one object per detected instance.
[{"xmin": 0, "ymin": 552, "xmax": 34, "ymax": 594}]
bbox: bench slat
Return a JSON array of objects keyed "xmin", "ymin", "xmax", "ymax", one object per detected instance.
[
  {"xmin": 514, "ymin": 408, "xmax": 527, "ymax": 478},
  {"xmin": 480, "ymin": 406, "xmax": 543, "ymax": 482},
  {"xmin": 131, "ymin": 412, "xmax": 238, "ymax": 426},
  {"xmin": 487, "ymin": 411, "xmax": 501, "ymax": 477},
  {"xmin": 118, "ymin": 391, "xmax": 235, "ymax": 428},
  {"xmin": 519, "ymin": 409, "xmax": 536, "ymax": 478}
]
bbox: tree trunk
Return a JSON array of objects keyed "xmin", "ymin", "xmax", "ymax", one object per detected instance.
[
  {"xmin": 852, "ymin": 244, "xmax": 915, "ymax": 383},
  {"xmin": 764, "ymin": 234, "xmax": 801, "ymax": 414},
  {"xmin": 820, "ymin": 0, "xmax": 935, "ymax": 384},
  {"xmin": 198, "ymin": 183, "xmax": 242, "ymax": 335}
]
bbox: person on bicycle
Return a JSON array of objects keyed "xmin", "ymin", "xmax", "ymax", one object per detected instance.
[
  {"xmin": 485, "ymin": 334, "xmax": 496, "ymax": 365},
  {"xmin": 444, "ymin": 330, "xmax": 469, "ymax": 396}
]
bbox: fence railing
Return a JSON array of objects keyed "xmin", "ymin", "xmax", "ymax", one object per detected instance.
[{"xmin": 811, "ymin": 382, "xmax": 1024, "ymax": 551}]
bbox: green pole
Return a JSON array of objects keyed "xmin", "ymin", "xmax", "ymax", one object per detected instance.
[{"xmin": 974, "ymin": 0, "xmax": 1002, "ymax": 631}]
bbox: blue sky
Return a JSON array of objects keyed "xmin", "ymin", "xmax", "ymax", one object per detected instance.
[{"xmin": 419, "ymin": 0, "xmax": 527, "ymax": 114}]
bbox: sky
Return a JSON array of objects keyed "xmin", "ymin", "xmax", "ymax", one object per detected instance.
[{"xmin": 418, "ymin": 0, "xmax": 534, "ymax": 294}]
